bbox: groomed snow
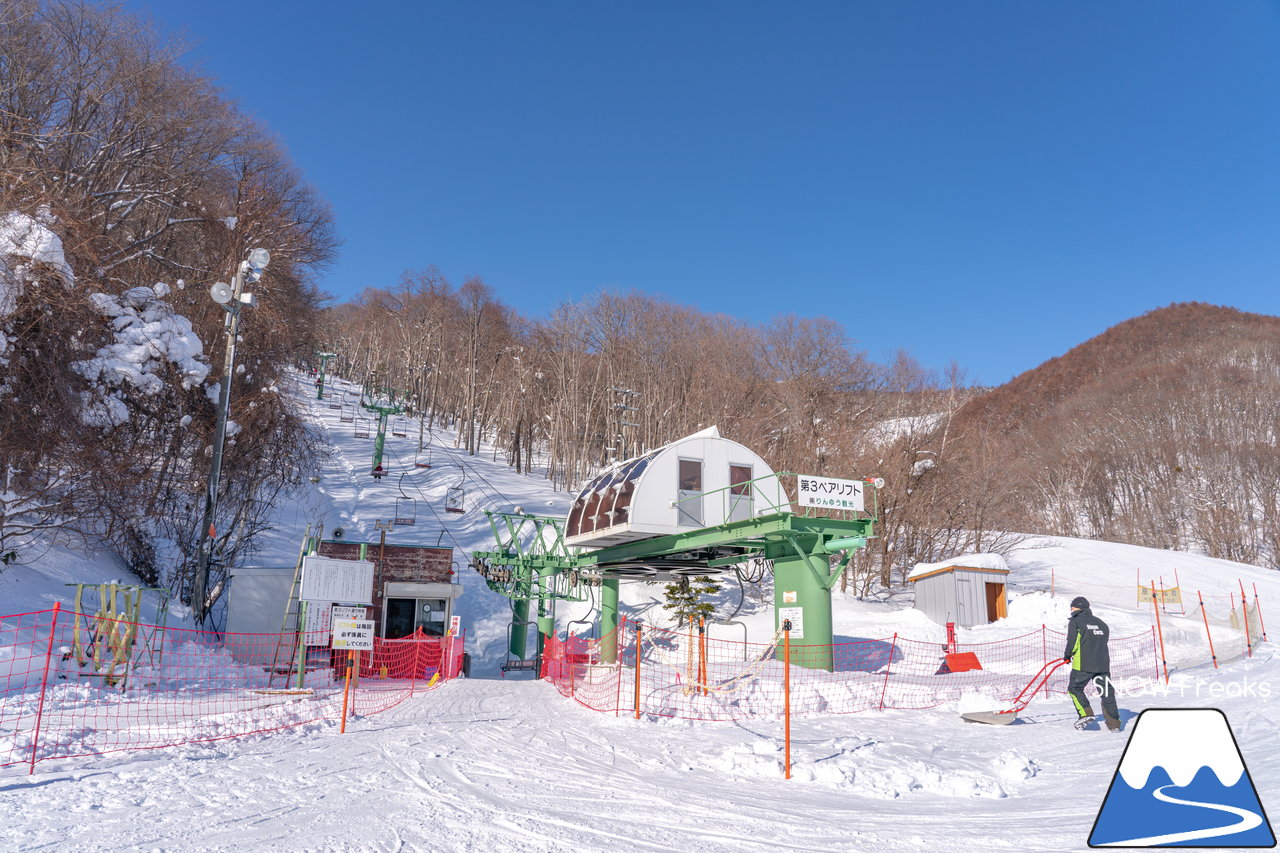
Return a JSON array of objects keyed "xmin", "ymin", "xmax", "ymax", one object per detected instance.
[{"xmin": 0, "ymin": 371, "xmax": 1277, "ymax": 852}]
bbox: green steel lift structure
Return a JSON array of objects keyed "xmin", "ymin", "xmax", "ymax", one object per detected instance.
[{"xmin": 471, "ymin": 474, "xmax": 877, "ymax": 672}]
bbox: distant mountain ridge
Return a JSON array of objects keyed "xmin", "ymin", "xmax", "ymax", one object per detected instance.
[
  {"xmin": 956, "ymin": 302, "xmax": 1280, "ymax": 434},
  {"xmin": 929, "ymin": 302, "xmax": 1280, "ymax": 566}
]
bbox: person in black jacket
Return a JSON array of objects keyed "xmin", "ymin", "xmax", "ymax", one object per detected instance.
[{"xmin": 1063, "ymin": 596, "xmax": 1122, "ymax": 732}]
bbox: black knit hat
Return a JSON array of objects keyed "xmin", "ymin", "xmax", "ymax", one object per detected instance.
[{"xmin": 1070, "ymin": 596, "xmax": 1089, "ymax": 610}]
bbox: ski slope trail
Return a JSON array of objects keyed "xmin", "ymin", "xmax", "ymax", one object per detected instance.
[{"xmin": 0, "ymin": 673, "xmax": 1179, "ymax": 853}]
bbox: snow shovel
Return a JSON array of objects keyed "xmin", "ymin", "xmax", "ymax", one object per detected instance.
[{"xmin": 960, "ymin": 659, "xmax": 1068, "ymax": 725}]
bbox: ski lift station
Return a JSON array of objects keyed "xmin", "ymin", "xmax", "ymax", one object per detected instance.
[
  {"xmin": 475, "ymin": 425, "xmax": 879, "ymax": 672},
  {"xmin": 565, "ymin": 426, "xmax": 787, "ymax": 550},
  {"xmin": 226, "ymin": 540, "xmax": 464, "ymax": 661},
  {"xmin": 908, "ymin": 554, "xmax": 1010, "ymax": 628}
]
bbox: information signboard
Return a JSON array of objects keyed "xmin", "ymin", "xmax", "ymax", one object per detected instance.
[
  {"xmin": 300, "ymin": 556, "xmax": 374, "ymax": 605},
  {"xmin": 778, "ymin": 607, "xmax": 805, "ymax": 639}
]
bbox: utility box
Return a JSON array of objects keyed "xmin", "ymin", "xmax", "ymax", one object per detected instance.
[
  {"xmin": 908, "ymin": 554, "xmax": 1010, "ymax": 628},
  {"xmin": 564, "ymin": 426, "xmax": 786, "ymax": 549},
  {"xmin": 225, "ymin": 565, "xmax": 298, "ymax": 663}
]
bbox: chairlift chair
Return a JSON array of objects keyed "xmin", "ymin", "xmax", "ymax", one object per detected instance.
[
  {"xmin": 445, "ymin": 485, "xmax": 466, "ymax": 514},
  {"xmin": 354, "ymin": 417, "xmax": 370, "ymax": 438},
  {"xmin": 391, "ymin": 416, "xmax": 408, "ymax": 438},
  {"xmin": 414, "ymin": 449, "xmax": 433, "ymax": 469},
  {"xmin": 339, "ymin": 403, "xmax": 354, "ymax": 423},
  {"xmin": 394, "ymin": 495, "xmax": 417, "ymax": 526}
]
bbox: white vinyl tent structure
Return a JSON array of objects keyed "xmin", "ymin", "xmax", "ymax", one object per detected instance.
[
  {"xmin": 908, "ymin": 554, "xmax": 1011, "ymax": 628},
  {"xmin": 564, "ymin": 426, "xmax": 787, "ymax": 548}
]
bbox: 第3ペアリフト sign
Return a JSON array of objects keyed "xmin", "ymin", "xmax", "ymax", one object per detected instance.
[
  {"xmin": 331, "ymin": 619, "xmax": 375, "ymax": 650},
  {"xmin": 796, "ymin": 475, "xmax": 864, "ymax": 512}
]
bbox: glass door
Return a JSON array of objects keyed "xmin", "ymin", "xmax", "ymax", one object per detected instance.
[
  {"xmin": 728, "ymin": 464, "xmax": 753, "ymax": 521},
  {"xmin": 677, "ymin": 458, "xmax": 703, "ymax": 527}
]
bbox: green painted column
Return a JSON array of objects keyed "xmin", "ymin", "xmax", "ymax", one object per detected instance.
[
  {"xmin": 600, "ymin": 577, "xmax": 620, "ymax": 664},
  {"xmin": 772, "ymin": 538, "xmax": 835, "ymax": 671},
  {"xmin": 535, "ymin": 566, "xmax": 555, "ymax": 658},
  {"xmin": 315, "ymin": 352, "xmax": 336, "ymax": 399},
  {"xmin": 510, "ymin": 596, "xmax": 530, "ymax": 659},
  {"xmin": 372, "ymin": 413, "xmax": 388, "ymax": 476}
]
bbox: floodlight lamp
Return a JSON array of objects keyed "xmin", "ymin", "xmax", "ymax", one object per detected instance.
[
  {"xmin": 247, "ymin": 248, "xmax": 271, "ymax": 270},
  {"xmin": 872, "ymin": 477, "xmax": 886, "ymax": 489},
  {"xmin": 210, "ymin": 282, "xmax": 233, "ymax": 304},
  {"xmin": 245, "ymin": 268, "xmax": 262, "ymax": 284}
]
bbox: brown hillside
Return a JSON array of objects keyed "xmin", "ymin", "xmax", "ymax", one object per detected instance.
[
  {"xmin": 930, "ymin": 301, "xmax": 1280, "ymax": 565},
  {"xmin": 953, "ymin": 302, "xmax": 1280, "ymax": 433}
]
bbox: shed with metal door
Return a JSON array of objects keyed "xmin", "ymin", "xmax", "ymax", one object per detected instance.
[{"xmin": 908, "ymin": 554, "xmax": 1010, "ymax": 628}]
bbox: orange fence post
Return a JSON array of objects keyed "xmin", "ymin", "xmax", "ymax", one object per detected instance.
[
  {"xmin": 633, "ymin": 623, "xmax": 642, "ymax": 720},
  {"xmin": 29, "ymin": 602, "xmax": 61, "ymax": 775},
  {"xmin": 1150, "ymin": 580, "xmax": 1169, "ymax": 684},
  {"xmin": 615, "ymin": 617, "xmax": 625, "ymax": 717},
  {"xmin": 698, "ymin": 618, "xmax": 708, "ymax": 697},
  {"xmin": 410, "ymin": 633, "xmax": 421, "ymax": 698},
  {"xmin": 879, "ymin": 633, "xmax": 898, "ymax": 711},
  {"xmin": 340, "ymin": 649, "xmax": 355, "ymax": 734},
  {"xmin": 1198, "ymin": 590, "xmax": 1218, "ymax": 669},
  {"xmin": 1239, "ymin": 579, "xmax": 1253, "ymax": 657},
  {"xmin": 783, "ymin": 621, "xmax": 792, "ymax": 780},
  {"xmin": 1254, "ymin": 583, "xmax": 1268, "ymax": 642}
]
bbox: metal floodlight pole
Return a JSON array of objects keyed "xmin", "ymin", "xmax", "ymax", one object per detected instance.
[{"xmin": 192, "ymin": 249, "xmax": 267, "ymax": 625}]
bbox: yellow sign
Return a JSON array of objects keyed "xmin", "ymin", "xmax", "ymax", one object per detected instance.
[
  {"xmin": 1137, "ymin": 585, "xmax": 1182, "ymax": 605},
  {"xmin": 332, "ymin": 618, "xmax": 375, "ymax": 650}
]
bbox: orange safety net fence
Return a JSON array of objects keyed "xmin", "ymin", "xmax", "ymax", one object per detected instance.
[
  {"xmin": 543, "ymin": 621, "xmax": 1159, "ymax": 722},
  {"xmin": 0, "ymin": 607, "xmax": 464, "ymax": 771}
]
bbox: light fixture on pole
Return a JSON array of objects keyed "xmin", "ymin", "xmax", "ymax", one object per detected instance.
[{"xmin": 192, "ymin": 247, "xmax": 270, "ymax": 626}]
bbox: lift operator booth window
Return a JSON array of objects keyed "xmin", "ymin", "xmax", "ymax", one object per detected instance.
[{"xmin": 385, "ymin": 597, "xmax": 447, "ymax": 638}]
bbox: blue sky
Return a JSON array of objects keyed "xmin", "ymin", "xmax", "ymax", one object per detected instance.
[{"xmin": 125, "ymin": 1, "xmax": 1280, "ymax": 385}]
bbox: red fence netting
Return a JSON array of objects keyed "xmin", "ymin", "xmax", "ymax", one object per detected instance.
[
  {"xmin": 0, "ymin": 606, "xmax": 464, "ymax": 772},
  {"xmin": 543, "ymin": 621, "xmax": 1159, "ymax": 723}
]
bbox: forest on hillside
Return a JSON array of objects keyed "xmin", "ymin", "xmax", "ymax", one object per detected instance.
[
  {"xmin": 0, "ymin": 1, "xmax": 334, "ymax": 606},
  {"xmin": 2, "ymin": 3, "xmax": 1275, "ymax": 629}
]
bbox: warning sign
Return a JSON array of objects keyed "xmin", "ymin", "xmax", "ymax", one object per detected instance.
[
  {"xmin": 1137, "ymin": 585, "xmax": 1182, "ymax": 605},
  {"xmin": 779, "ymin": 607, "xmax": 804, "ymax": 639},
  {"xmin": 332, "ymin": 619, "xmax": 375, "ymax": 650}
]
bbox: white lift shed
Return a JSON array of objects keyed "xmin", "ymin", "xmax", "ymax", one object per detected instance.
[{"xmin": 564, "ymin": 426, "xmax": 787, "ymax": 549}]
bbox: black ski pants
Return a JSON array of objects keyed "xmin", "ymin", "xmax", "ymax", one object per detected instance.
[{"xmin": 1067, "ymin": 669, "xmax": 1119, "ymax": 722}]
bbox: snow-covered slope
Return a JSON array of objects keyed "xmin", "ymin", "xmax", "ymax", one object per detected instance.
[{"xmin": 0, "ymin": 371, "xmax": 1277, "ymax": 852}]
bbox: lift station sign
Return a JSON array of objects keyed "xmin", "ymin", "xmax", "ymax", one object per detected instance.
[{"xmin": 797, "ymin": 475, "xmax": 864, "ymax": 512}]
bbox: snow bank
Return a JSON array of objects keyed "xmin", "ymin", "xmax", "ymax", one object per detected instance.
[
  {"xmin": 908, "ymin": 552, "xmax": 1009, "ymax": 581},
  {"xmin": 0, "ymin": 208, "xmax": 74, "ymax": 366},
  {"xmin": 710, "ymin": 735, "xmax": 1038, "ymax": 798},
  {"xmin": 73, "ymin": 282, "xmax": 209, "ymax": 427}
]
